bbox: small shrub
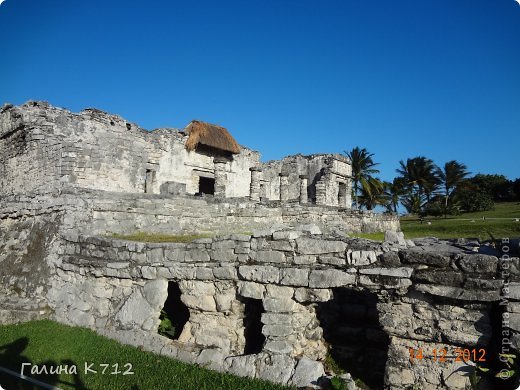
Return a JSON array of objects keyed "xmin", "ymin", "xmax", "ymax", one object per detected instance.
[{"xmin": 158, "ymin": 309, "xmax": 176, "ymax": 339}]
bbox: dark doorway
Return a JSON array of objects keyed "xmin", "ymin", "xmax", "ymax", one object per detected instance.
[
  {"xmin": 198, "ymin": 177, "xmax": 215, "ymax": 195},
  {"xmin": 338, "ymin": 182, "xmax": 347, "ymax": 207},
  {"xmin": 317, "ymin": 288, "xmax": 389, "ymax": 389},
  {"xmin": 145, "ymin": 169, "xmax": 156, "ymax": 194},
  {"xmin": 242, "ymin": 298, "xmax": 266, "ymax": 355},
  {"xmin": 159, "ymin": 282, "xmax": 190, "ymax": 340}
]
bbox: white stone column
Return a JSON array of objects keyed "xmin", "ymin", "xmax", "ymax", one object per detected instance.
[
  {"xmin": 214, "ymin": 157, "xmax": 227, "ymax": 198},
  {"xmin": 279, "ymin": 173, "xmax": 289, "ymax": 202},
  {"xmin": 249, "ymin": 167, "xmax": 262, "ymax": 201},
  {"xmin": 315, "ymin": 179, "xmax": 326, "ymax": 206},
  {"xmin": 299, "ymin": 175, "xmax": 308, "ymax": 204}
]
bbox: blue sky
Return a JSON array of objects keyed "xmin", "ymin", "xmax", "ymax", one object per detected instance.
[{"xmin": 1, "ymin": 0, "xmax": 519, "ymax": 181}]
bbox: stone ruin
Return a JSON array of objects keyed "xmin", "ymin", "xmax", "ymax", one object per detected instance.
[{"xmin": 1, "ymin": 101, "xmax": 519, "ymax": 389}]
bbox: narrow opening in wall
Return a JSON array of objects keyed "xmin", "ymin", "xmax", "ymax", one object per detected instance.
[
  {"xmin": 338, "ymin": 182, "xmax": 347, "ymax": 207},
  {"xmin": 317, "ymin": 288, "xmax": 389, "ymax": 389},
  {"xmin": 145, "ymin": 169, "xmax": 156, "ymax": 194},
  {"xmin": 242, "ymin": 298, "xmax": 265, "ymax": 355},
  {"xmin": 158, "ymin": 282, "xmax": 190, "ymax": 340},
  {"xmin": 198, "ymin": 177, "xmax": 215, "ymax": 195}
]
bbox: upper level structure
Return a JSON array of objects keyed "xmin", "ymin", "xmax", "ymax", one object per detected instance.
[{"xmin": 0, "ymin": 101, "xmax": 352, "ymax": 208}]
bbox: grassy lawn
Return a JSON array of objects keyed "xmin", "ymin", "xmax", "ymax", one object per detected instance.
[
  {"xmin": 110, "ymin": 232, "xmax": 213, "ymax": 243},
  {"xmin": 354, "ymin": 202, "xmax": 520, "ymax": 241},
  {"xmin": 0, "ymin": 320, "xmax": 290, "ymax": 390}
]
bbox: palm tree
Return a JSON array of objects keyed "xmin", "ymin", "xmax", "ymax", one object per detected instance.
[
  {"xmin": 358, "ymin": 177, "xmax": 385, "ymax": 210},
  {"xmin": 383, "ymin": 177, "xmax": 406, "ymax": 213},
  {"xmin": 436, "ymin": 160, "xmax": 469, "ymax": 214},
  {"xmin": 345, "ymin": 147, "xmax": 380, "ymax": 209},
  {"xmin": 396, "ymin": 157, "xmax": 440, "ymax": 206}
]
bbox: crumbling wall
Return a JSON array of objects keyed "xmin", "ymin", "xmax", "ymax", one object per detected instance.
[
  {"xmin": 0, "ymin": 102, "xmax": 260, "ymax": 197},
  {"xmin": 44, "ymin": 231, "xmax": 516, "ymax": 389}
]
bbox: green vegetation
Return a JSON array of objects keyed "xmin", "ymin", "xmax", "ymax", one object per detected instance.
[
  {"xmin": 0, "ymin": 320, "xmax": 291, "ymax": 390},
  {"xmin": 157, "ymin": 310, "xmax": 176, "ymax": 339},
  {"xmin": 353, "ymin": 202, "xmax": 520, "ymax": 241},
  {"xmin": 110, "ymin": 232, "xmax": 213, "ymax": 243}
]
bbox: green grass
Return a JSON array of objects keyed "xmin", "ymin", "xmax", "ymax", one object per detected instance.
[
  {"xmin": 110, "ymin": 232, "xmax": 213, "ymax": 243},
  {"xmin": 353, "ymin": 202, "xmax": 520, "ymax": 241},
  {"xmin": 0, "ymin": 320, "xmax": 290, "ymax": 390}
]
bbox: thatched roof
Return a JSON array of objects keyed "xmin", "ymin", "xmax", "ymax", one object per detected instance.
[{"xmin": 184, "ymin": 120, "xmax": 240, "ymax": 154}]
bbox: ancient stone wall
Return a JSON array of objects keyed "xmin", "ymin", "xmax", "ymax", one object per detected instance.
[
  {"xmin": 0, "ymin": 102, "xmax": 260, "ymax": 198},
  {"xmin": 41, "ymin": 230, "xmax": 517, "ymax": 389}
]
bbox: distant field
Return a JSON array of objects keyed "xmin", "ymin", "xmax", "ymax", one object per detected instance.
[
  {"xmin": 356, "ymin": 202, "xmax": 520, "ymax": 241},
  {"xmin": 0, "ymin": 320, "xmax": 290, "ymax": 390}
]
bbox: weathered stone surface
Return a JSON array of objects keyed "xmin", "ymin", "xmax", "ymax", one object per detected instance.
[
  {"xmin": 294, "ymin": 288, "xmax": 332, "ymax": 303},
  {"xmin": 256, "ymin": 250, "xmax": 286, "ymax": 264},
  {"xmin": 309, "ymin": 269, "xmax": 356, "ymax": 288},
  {"xmin": 359, "ymin": 267, "xmax": 413, "ymax": 278},
  {"xmin": 296, "ymin": 237, "xmax": 347, "ymax": 255},
  {"xmin": 385, "ymin": 230, "xmax": 407, "ymax": 246},
  {"xmin": 349, "ymin": 250, "xmax": 378, "ymax": 266},
  {"xmin": 272, "ymin": 230, "xmax": 302, "ymax": 240},
  {"xmin": 238, "ymin": 265, "xmax": 280, "ymax": 283},
  {"xmin": 115, "ymin": 290, "xmax": 154, "ymax": 329},
  {"xmin": 280, "ymin": 268, "xmax": 309, "ymax": 286},
  {"xmin": 263, "ymin": 297, "xmax": 295, "ymax": 312},
  {"xmin": 415, "ymin": 283, "xmax": 500, "ymax": 301},
  {"xmin": 400, "ymin": 248, "xmax": 451, "ymax": 267},
  {"xmin": 142, "ymin": 279, "xmax": 168, "ymax": 307},
  {"xmin": 290, "ymin": 357, "xmax": 325, "ymax": 387},
  {"xmin": 256, "ymin": 353, "xmax": 295, "ymax": 384},
  {"xmin": 456, "ymin": 253, "xmax": 499, "ymax": 274},
  {"xmin": 238, "ymin": 281, "xmax": 265, "ymax": 299}
]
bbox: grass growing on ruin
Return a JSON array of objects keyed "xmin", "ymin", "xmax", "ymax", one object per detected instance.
[
  {"xmin": 110, "ymin": 232, "xmax": 213, "ymax": 243},
  {"xmin": 0, "ymin": 320, "xmax": 291, "ymax": 390},
  {"xmin": 353, "ymin": 202, "xmax": 520, "ymax": 241}
]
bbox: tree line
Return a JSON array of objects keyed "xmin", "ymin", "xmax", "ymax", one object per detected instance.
[{"xmin": 345, "ymin": 147, "xmax": 520, "ymax": 216}]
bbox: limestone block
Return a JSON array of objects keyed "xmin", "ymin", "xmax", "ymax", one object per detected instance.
[
  {"xmin": 164, "ymin": 248, "xmax": 186, "ymax": 262},
  {"xmin": 261, "ymin": 313, "xmax": 293, "ymax": 325},
  {"xmin": 280, "ymin": 268, "xmax": 309, "ymax": 286},
  {"xmin": 196, "ymin": 349, "xmax": 225, "ymax": 372},
  {"xmin": 238, "ymin": 265, "xmax": 280, "ymax": 283},
  {"xmin": 457, "ymin": 253, "xmax": 499, "ymax": 274},
  {"xmin": 256, "ymin": 353, "xmax": 295, "ymax": 384},
  {"xmin": 296, "ymin": 237, "xmax": 347, "ymax": 255},
  {"xmin": 272, "ymin": 230, "xmax": 302, "ymax": 240},
  {"xmin": 212, "ymin": 266, "xmax": 238, "ymax": 280},
  {"xmin": 415, "ymin": 284, "xmax": 500, "ymax": 301},
  {"xmin": 290, "ymin": 357, "xmax": 325, "ymax": 387},
  {"xmin": 185, "ymin": 250, "xmax": 211, "ymax": 263},
  {"xmin": 256, "ymin": 250, "xmax": 286, "ymax": 264},
  {"xmin": 215, "ymin": 294, "xmax": 235, "ymax": 311},
  {"xmin": 238, "ymin": 281, "xmax": 265, "ymax": 299},
  {"xmin": 140, "ymin": 266, "xmax": 157, "ymax": 280},
  {"xmin": 349, "ymin": 250, "xmax": 378, "ymax": 266},
  {"xmin": 115, "ymin": 289, "xmax": 154, "ymax": 329},
  {"xmin": 318, "ymin": 256, "xmax": 346, "ymax": 266},
  {"xmin": 265, "ymin": 285, "xmax": 294, "ymax": 298},
  {"xmin": 143, "ymin": 279, "xmax": 168, "ymax": 308},
  {"xmin": 195, "ymin": 267, "xmax": 214, "ymax": 280},
  {"xmin": 264, "ymin": 340, "xmax": 293, "ymax": 354},
  {"xmin": 262, "ymin": 324, "xmax": 293, "ymax": 337},
  {"xmin": 263, "ymin": 297, "xmax": 295, "ymax": 313},
  {"xmin": 294, "ymin": 255, "xmax": 317, "ymax": 265},
  {"xmin": 294, "ymin": 288, "xmax": 332, "ymax": 303},
  {"xmin": 211, "ymin": 249, "xmax": 237, "ymax": 262},
  {"xmin": 181, "ymin": 294, "xmax": 217, "ymax": 312},
  {"xmin": 359, "ymin": 267, "xmax": 413, "ymax": 278},
  {"xmin": 399, "ymin": 249, "xmax": 451, "ymax": 267},
  {"xmin": 224, "ymin": 355, "xmax": 257, "ymax": 378},
  {"xmin": 269, "ymin": 240, "xmax": 294, "ymax": 252},
  {"xmin": 309, "ymin": 269, "xmax": 356, "ymax": 288}
]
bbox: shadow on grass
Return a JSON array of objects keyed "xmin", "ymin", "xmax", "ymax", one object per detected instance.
[{"xmin": 0, "ymin": 337, "xmax": 87, "ymax": 390}]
